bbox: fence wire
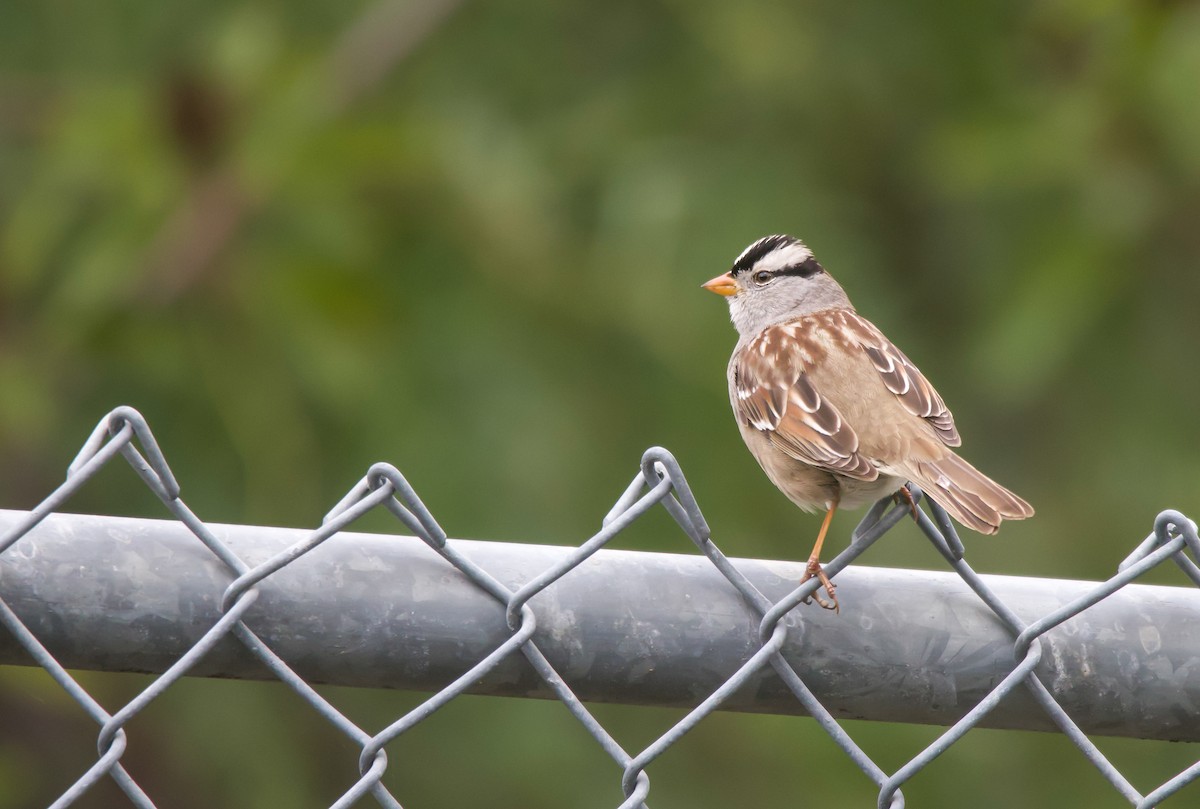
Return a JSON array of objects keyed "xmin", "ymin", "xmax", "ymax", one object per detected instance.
[{"xmin": 0, "ymin": 406, "xmax": 1198, "ymax": 808}]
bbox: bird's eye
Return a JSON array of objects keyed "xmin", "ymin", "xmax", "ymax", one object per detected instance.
[{"xmin": 752, "ymin": 270, "xmax": 773, "ymax": 286}]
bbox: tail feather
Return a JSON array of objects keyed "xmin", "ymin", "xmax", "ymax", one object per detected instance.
[{"xmin": 908, "ymin": 453, "xmax": 1033, "ymax": 535}]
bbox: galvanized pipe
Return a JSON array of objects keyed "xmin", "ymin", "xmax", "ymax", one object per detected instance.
[{"xmin": 1, "ymin": 509, "xmax": 1197, "ymax": 741}]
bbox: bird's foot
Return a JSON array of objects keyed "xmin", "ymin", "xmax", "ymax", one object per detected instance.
[
  {"xmin": 895, "ymin": 485, "xmax": 921, "ymax": 523},
  {"xmin": 800, "ymin": 559, "xmax": 839, "ymax": 613}
]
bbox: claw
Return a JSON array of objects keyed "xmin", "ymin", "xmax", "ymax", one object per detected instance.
[
  {"xmin": 800, "ymin": 559, "xmax": 839, "ymax": 613},
  {"xmin": 896, "ymin": 485, "xmax": 921, "ymax": 523},
  {"xmin": 799, "ymin": 501, "xmax": 840, "ymax": 612}
]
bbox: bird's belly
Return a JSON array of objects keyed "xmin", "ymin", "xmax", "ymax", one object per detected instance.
[
  {"xmin": 834, "ymin": 473, "xmax": 907, "ymax": 510},
  {"xmin": 740, "ymin": 425, "xmax": 907, "ymax": 513}
]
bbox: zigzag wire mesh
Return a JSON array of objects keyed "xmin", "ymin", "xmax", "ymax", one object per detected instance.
[{"xmin": 0, "ymin": 406, "xmax": 1198, "ymax": 807}]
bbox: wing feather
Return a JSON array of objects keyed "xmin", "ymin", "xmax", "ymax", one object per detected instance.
[
  {"xmin": 733, "ymin": 327, "xmax": 878, "ymax": 480},
  {"xmin": 841, "ymin": 313, "xmax": 961, "ymax": 447}
]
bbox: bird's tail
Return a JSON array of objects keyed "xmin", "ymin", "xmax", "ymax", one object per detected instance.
[{"xmin": 907, "ymin": 453, "xmax": 1034, "ymax": 535}]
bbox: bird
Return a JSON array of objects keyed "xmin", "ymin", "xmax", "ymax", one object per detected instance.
[{"xmin": 703, "ymin": 234, "xmax": 1033, "ymax": 611}]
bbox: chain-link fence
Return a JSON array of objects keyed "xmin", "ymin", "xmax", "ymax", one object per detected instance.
[{"xmin": 1, "ymin": 406, "xmax": 1198, "ymax": 808}]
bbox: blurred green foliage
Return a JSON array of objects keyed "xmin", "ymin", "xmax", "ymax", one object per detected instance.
[{"xmin": 2, "ymin": 0, "xmax": 1199, "ymax": 806}]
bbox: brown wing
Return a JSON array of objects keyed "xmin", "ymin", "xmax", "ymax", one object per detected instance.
[
  {"xmin": 733, "ymin": 326, "xmax": 878, "ymax": 480},
  {"xmin": 840, "ymin": 312, "xmax": 961, "ymax": 447}
]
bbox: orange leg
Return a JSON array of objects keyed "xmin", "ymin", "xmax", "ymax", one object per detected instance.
[{"xmin": 800, "ymin": 500, "xmax": 839, "ymax": 612}]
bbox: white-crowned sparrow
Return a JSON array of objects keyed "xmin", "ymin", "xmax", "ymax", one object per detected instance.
[{"xmin": 704, "ymin": 235, "xmax": 1033, "ymax": 610}]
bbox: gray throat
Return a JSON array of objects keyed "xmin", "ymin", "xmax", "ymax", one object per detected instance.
[{"xmin": 728, "ymin": 277, "xmax": 853, "ymax": 339}]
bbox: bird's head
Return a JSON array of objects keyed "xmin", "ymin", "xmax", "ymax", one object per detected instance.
[{"xmin": 703, "ymin": 235, "xmax": 851, "ymax": 336}]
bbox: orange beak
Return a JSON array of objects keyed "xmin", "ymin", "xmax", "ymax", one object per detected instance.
[{"xmin": 701, "ymin": 272, "xmax": 738, "ymax": 297}]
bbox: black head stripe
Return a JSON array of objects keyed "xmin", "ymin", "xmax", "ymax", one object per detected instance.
[
  {"xmin": 730, "ymin": 235, "xmax": 800, "ymax": 276},
  {"xmin": 779, "ymin": 256, "xmax": 824, "ymax": 278}
]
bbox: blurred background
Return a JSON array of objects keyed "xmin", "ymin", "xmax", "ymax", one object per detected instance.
[{"xmin": 2, "ymin": 0, "xmax": 1199, "ymax": 805}]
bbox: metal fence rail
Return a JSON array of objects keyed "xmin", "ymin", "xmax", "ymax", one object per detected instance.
[{"xmin": 1, "ymin": 407, "xmax": 1199, "ymax": 808}]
